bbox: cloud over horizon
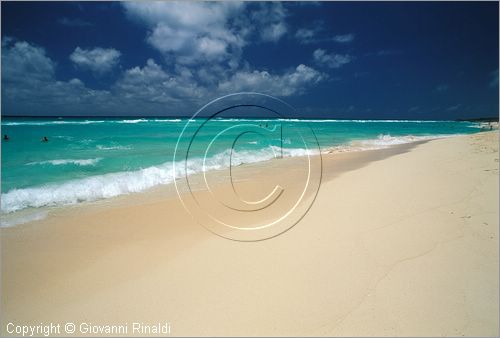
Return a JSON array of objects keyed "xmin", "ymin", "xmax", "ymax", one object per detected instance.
[
  {"xmin": 70, "ymin": 47, "xmax": 121, "ymax": 74},
  {"xmin": 2, "ymin": 35, "xmax": 325, "ymax": 115},
  {"xmin": 1, "ymin": 1, "xmax": 498, "ymax": 119}
]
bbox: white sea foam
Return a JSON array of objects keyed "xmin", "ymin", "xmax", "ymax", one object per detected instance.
[
  {"xmin": 3, "ymin": 118, "xmax": 458, "ymax": 126},
  {"xmin": 2, "ymin": 147, "xmax": 317, "ymax": 214},
  {"xmin": 117, "ymin": 119, "xmax": 148, "ymax": 124},
  {"xmin": 152, "ymin": 119, "xmax": 182, "ymax": 122},
  {"xmin": 2, "ymin": 118, "xmax": 183, "ymax": 126},
  {"xmin": 2, "ymin": 120, "xmax": 107, "ymax": 126},
  {"xmin": 205, "ymin": 118, "xmax": 453, "ymax": 123},
  {"xmin": 114, "ymin": 118, "xmax": 181, "ymax": 123},
  {"xmin": 0, "ymin": 209, "xmax": 48, "ymax": 227},
  {"xmin": 325, "ymin": 134, "xmax": 454, "ymax": 153},
  {"xmin": 467, "ymin": 122, "xmax": 496, "ymax": 129},
  {"xmin": 277, "ymin": 119, "xmax": 450, "ymax": 123},
  {"xmin": 96, "ymin": 145, "xmax": 132, "ymax": 150},
  {"xmin": 355, "ymin": 134, "xmax": 451, "ymax": 147},
  {"xmin": 326, "ymin": 119, "xmax": 448, "ymax": 123},
  {"xmin": 1, "ymin": 132, "xmax": 461, "ymax": 216},
  {"xmin": 116, "ymin": 118, "xmax": 181, "ymax": 123},
  {"xmin": 26, "ymin": 158, "xmax": 102, "ymax": 166}
]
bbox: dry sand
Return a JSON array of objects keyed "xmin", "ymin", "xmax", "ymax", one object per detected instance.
[{"xmin": 1, "ymin": 131, "xmax": 498, "ymax": 336}]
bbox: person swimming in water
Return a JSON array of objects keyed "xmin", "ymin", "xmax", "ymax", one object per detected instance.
[
  {"xmin": 3, "ymin": 134, "xmax": 9, "ymax": 141},
  {"xmin": 41, "ymin": 136, "xmax": 48, "ymax": 142}
]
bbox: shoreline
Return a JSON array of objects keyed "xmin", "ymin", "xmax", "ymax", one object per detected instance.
[
  {"xmin": 1, "ymin": 133, "xmax": 454, "ymax": 227},
  {"xmin": 1, "ymin": 135, "xmax": 426, "ymax": 230},
  {"xmin": 1, "ymin": 131, "xmax": 498, "ymax": 336},
  {"xmin": 2, "ymin": 117, "xmax": 490, "ymax": 217}
]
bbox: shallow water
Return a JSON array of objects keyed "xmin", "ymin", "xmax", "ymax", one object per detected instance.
[{"xmin": 1, "ymin": 117, "xmax": 481, "ymax": 215}]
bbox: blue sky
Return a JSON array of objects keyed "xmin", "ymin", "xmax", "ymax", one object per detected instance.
[{"xmin": 1, "ymin": 1, "xmax": 498, "ymax": 119}]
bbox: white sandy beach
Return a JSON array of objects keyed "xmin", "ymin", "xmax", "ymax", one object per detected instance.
[{"xmin": 1, "ymin": 131, "xmax": 498, "ymax": 336}]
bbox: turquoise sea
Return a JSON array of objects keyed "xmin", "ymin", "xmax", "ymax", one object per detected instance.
[{"xmin": 1, "ymin": 117, "xmax": 483, "ymax": 221}]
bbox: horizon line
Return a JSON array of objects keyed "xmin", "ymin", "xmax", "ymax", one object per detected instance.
[{"xmin": 1, "ymin": 115, "xmax": 499, "ymax": 122}]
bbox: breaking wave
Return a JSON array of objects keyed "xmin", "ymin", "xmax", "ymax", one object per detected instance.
[
  {"xmin": 2, "ymin": 147, "xmax": 316, "ymax": 213},
  {"xmin": 26, "ymin": 158, "xmax": 102, "ymax": 166}
]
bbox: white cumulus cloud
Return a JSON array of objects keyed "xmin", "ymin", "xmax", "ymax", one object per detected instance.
[
  {"xmin": 218, "ymin": 64, "xmax": 324, "ymax": 96},
  {"xmin": 2, "ymin": 40, "xmax": 55, "ymax": 82},
  {"xmin": 123, "ymin": 2, "xmax": 289, "ymax": 66},
  {"xmin": 313, "ymin": 48, "xmax": 351, "ymax": 69},
  {"xmin": 251, "ymin": 2, "xmax": 288, "ymax": 42},
  {"xmin": 70, "ymin": 47, "xmax": 121, "ymax": 74},
  {"xmin": 114, "ymin": 59, "xmax": 207, "ymax": 104},
  {"xmin": 2, "ymin": 40, "xmax": 112, "ymax": 115},
  {"xmin": 2, "ymin": 39, "xmax": 326, "ymax": 115},
  {"xmin": 123, "ymin": 1, "xmax": 246, "ymax": 65}
]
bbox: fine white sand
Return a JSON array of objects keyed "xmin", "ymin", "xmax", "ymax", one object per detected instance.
[{"xmin": 1, "ymin": 131, "xmax": 498, "ymax": 336}]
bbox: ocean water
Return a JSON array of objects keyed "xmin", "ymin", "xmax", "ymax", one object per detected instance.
[{"xmin": 0, "ymin": 117, "xmax": 482, "ymax": 221}]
